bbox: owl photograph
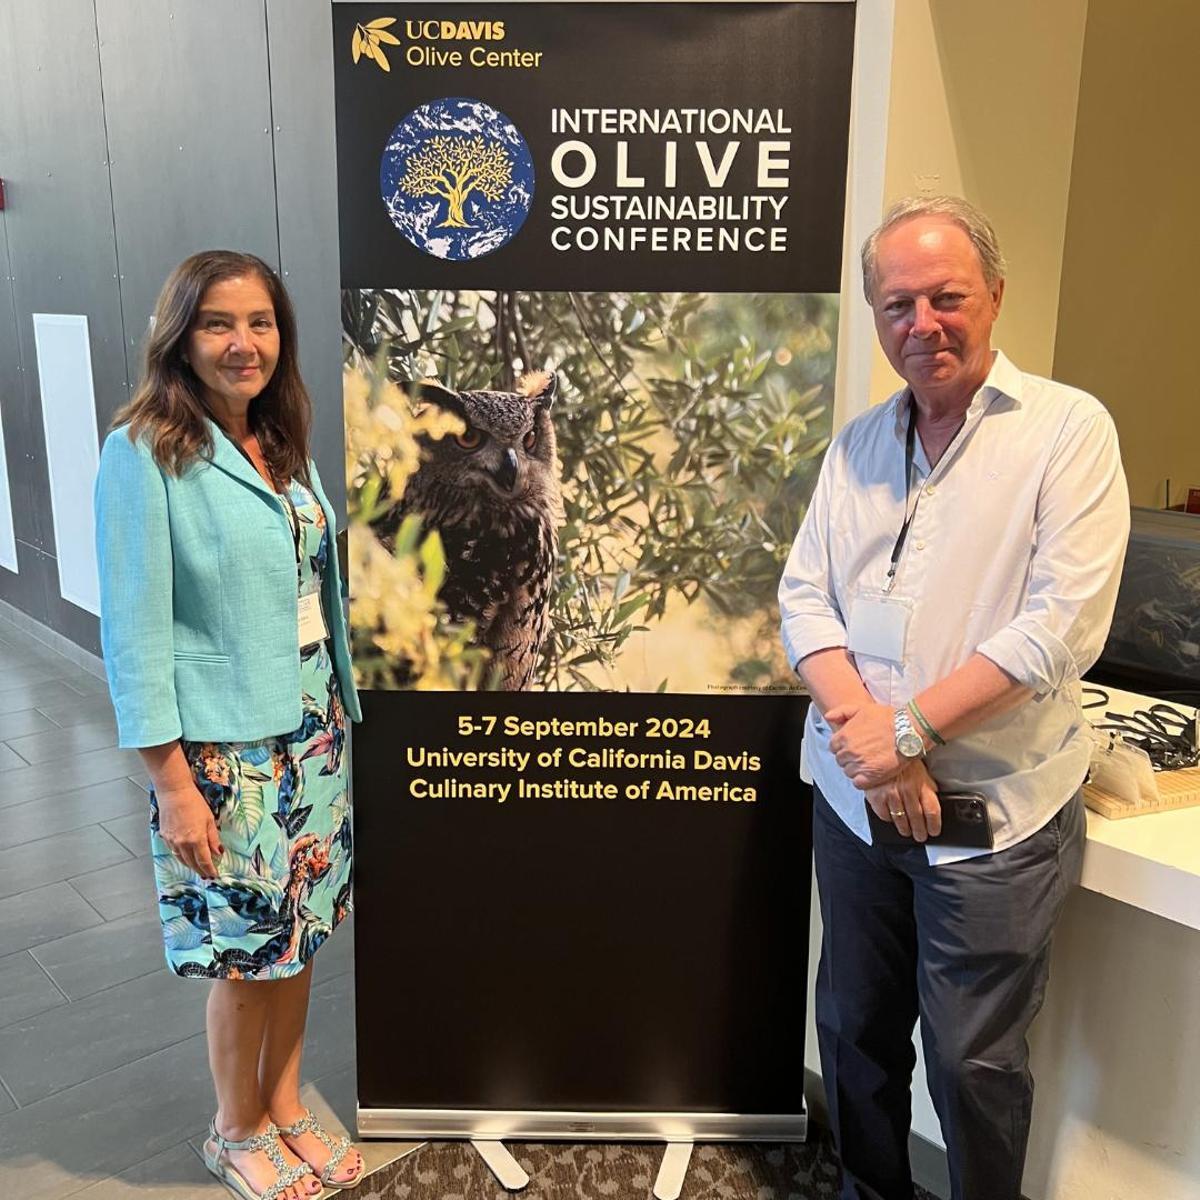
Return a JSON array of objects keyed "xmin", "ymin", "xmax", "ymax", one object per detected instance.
[
  {"xmin": 372, "ymin": 371, "xmax": 563, "ymax": 691},
  {"xmin": 343, "ymin": 287, "xmax": 838, "ymax": 694}
]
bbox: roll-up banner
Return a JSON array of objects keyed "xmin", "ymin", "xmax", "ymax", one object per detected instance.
[{"xmin": 334, "ymin": 2, "xmax": 854, "ymax": 1141}]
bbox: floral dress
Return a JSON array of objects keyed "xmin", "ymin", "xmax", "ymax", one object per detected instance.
[{"xmin": 150, "ymin": 480, "xmax": 352, "ymax": 980}]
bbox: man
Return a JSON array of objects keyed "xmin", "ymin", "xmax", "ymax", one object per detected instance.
[{"xmin": 778, "ymin": 196, "xmax": 1129, "ymax": 1200}]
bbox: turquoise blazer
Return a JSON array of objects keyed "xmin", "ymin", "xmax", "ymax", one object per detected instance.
[{"xmin": 95, "ymin": 421, "xmax": 362, "ymax": 748}]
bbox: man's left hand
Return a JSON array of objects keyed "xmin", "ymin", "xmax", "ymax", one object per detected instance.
[{"xmin": 827, "ymin": 701, "xmax": 905, "ymax": 789}]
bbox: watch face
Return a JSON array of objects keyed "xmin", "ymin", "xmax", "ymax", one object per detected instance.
[{"xmin": 898, "ymin": 731, "xmax": 924, "ymax": 758}]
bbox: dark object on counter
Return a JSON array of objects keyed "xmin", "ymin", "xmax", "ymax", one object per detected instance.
[
  {"xmin": 1093, "ymin": 507, "xmax": 1200, "ymax": 697},
  {"xmin": 1092, "ymin": 703, "xmax": 1200, "ymax": 772}
]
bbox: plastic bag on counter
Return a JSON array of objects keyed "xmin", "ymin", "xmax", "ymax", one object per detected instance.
[{"xmin": 1086, "ymin": 727, "xmax": 1160, "ymax": 811}]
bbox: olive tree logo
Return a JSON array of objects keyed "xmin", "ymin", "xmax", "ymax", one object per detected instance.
[
  {"xmin": 379, "ymin": 98, "xmax": 535, "ymax": 261},
  {"xmin": 401, "ymin": 135, "xmax": 512, "ymax": 230}
]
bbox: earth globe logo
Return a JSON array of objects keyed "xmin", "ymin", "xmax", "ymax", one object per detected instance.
[{"xmin": 380, "ymin": 98, "xmax": 535, "ymax": 261}]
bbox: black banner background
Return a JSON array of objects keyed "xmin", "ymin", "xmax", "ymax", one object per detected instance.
[
  {"xmin": 353, "ymin": 692, "xmax": 812, "ymax": 1113},
  {"xmin": 334, "ymin": 2, "xmax": 854, "ymax": 292}
]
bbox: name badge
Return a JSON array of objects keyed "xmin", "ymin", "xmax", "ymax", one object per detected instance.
[
  {"xmin": 847, "ymin": 591, "xmax": 912, "ymax": 663},
  {"xmin": 298, "ymin": 592, "xmax": 329, "ymax": 648}
]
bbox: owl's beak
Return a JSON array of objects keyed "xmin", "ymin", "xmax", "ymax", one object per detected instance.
[{"xmin": 493, "ymin": 448, "xmax": 520, "ymax": 495}]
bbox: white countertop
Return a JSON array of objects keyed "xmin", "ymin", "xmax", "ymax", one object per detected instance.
[{"xmin": 1079, "ymin": 684, "xmax": 1200, "ymax": 931}]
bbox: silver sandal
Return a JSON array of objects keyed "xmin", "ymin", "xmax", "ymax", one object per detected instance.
[
  {"xmin": 203, "ymin": 1119, "xmax": 318, "ymax": 1200},
  {"xmin": 277, "ymin": 1108, "xmax": 364, "ymax": 1190}
]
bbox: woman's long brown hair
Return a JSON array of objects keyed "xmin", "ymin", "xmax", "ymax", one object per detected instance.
[{"xmin": 112, "ymin": 250, "xmax": 312, "ymax": 487}]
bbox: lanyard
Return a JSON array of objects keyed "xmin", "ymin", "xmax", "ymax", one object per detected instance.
[
  {"xmin": 884, "ymin": 414, "xmax": 920, "ymax": 593},
  {"xmin": 885, "ymin": 401, "xmax": 966, "ymax": 593},
  {"xmin": 279, "ymin": 486, "xmax": 304, "ymax": 580}
]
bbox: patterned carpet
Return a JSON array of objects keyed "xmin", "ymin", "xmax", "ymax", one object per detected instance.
[{"xmin": 357, "ymin": 1128, "xmax": 937, "ymax": 1199}]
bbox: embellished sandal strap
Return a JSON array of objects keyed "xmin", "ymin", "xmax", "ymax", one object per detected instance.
[
  {"xmin": 260, "ymin": 1161, "xmax": 317, "ymax": 1200},
  {"xmin": 208, "ymin": 1120, "xmax": 316, "ymax": 1198},
  {"xmin": 278, "ymin": 1108, "xmax": 354, "ymax": 1179},
  {"xmin": 259, "ymin": 1128, "xmax": 293, "ymax": 1173},
  {"xmin": 318, "ymin": 1134, "xmax": 354, "ymax": 1178},
  {"xmin": 276, "ymin": 1110, "xmax": 320, "ymax": 1138}
]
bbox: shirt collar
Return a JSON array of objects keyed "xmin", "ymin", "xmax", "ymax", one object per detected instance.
[
  {"xmin": 983, "ymin": 349, "xmax": 1023, "ymax": 406},
  {"xmin": 890, "ymin": 348, "xmax": 1022, "ymax": 439}
]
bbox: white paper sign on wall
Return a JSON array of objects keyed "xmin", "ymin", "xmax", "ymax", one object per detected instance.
[{"xmin": 32, "ymin": 313, "xmax": 101, "ymax": 615}]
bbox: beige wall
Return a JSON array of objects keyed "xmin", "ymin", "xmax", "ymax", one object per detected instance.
[
  {"xmin": 824, "ymin": 5, "xmax": 1200, "ymax": 1199},
  {"xmin": 864, "ymin": 0, "xmax": 1089, "ymax": 407},
  {"xmin": 1053, "ymin": 0, "xmax": 1200, "ymax": 509}
]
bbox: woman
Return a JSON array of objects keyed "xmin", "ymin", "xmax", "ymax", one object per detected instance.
[{"xmin": 95, "ymin": 251, "xmax": 365, "ymax": 1199}]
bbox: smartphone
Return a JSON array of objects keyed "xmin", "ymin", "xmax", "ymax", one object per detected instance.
[{"xmin": 866, "ymin": 791, "xmax": 994, "ymax": 850}]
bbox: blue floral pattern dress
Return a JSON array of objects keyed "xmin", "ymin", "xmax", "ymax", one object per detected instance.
[{"xmin": 149, "ymin": 480, "xmax": 352, "ymax": 980}]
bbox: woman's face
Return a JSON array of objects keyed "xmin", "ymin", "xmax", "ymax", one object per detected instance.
[{"xmin": 185, "ymin": 274, "xmax": 280, "ymax": 422}]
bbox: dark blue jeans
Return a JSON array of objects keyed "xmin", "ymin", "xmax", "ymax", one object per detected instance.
[{"xmin": 813, "ymin": 789, "xmax": 1085, "ymax": 1200}]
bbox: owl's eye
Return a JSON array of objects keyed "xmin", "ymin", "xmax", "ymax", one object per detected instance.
[
  {"xmin": 455, "ymin": 426, "xmax": 483, "ymax": 450},
  {"xmin": 522, "ymin": 429, "xmax": 537, "ymax": 451}
]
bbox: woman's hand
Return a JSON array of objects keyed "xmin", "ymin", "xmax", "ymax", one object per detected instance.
[
  {"xmin": 865, "ymin": 760, "xmax": 942, "ymax": 843},
  {"xmin": 157, "ymin": 784, "xmax": 223, "ymax": 880},
  {"xmin": 827, "ymin": 701, "xmax": 905, "ymax": 789}
]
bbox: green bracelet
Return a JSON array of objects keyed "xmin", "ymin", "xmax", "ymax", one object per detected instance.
[{"xmin": 907, "ymin": 698, "xmax": 946, "ymax": 747}]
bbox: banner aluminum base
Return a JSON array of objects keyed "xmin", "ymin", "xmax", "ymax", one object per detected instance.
[{"xmin": 356, "ymin": 1102, "xmax": 808, "ymax": 1142}]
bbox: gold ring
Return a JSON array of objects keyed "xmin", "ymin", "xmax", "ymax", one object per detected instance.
[{"xmin": 890, "ymin": 809, "xmax": 905, "ymax": 818}]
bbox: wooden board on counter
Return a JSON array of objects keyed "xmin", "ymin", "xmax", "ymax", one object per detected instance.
[{"xmin": 1085, "ymin": 766, "xmax": 1200, "ymax": 819}]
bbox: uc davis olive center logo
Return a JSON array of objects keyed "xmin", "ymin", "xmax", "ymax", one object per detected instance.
[{"xmin": 379, "ymin": 98, "xmax": 535, "ymax": 260}]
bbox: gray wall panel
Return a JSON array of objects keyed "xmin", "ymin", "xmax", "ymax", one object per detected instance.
[
  {"xmin": 38, "ymin": 547, "xmax": 102, "ymax": 655},
  {"xmin": 0, "ymin": 0, "xmax": 347, "ymax": 655},
  {"xmin": 267, "ymin": 0, "xmax": 346, "ymax": 519},
  {"xmin": 0, "ymin": 541, "xmax": 51, "ymax": 633},
  {"xmin": 0, "ymin": 20, "xmax": 35, "ymax": 582},
  {"xmin": 97, "ymin": 0, "xmax": 280, "ymax": 347},
  {"xmin": 0, "ymin": 0, "xmax": 127, "ymax": 555},
  {"xmin": 0, "ymin": 539, "xmax": 100, "ymax": 655},
  {"xmin": 0, "ymin": 211, "xmax": 34, "ymax": 552}
]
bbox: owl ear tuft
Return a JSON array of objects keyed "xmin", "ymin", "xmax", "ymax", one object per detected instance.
[
  {"xmin": 410, "ymin": 378, "xmax": 466, "ymax": 419},
  {"xmin": 517, "ymin": 369, "xmax": 557, "ymax": 411}
]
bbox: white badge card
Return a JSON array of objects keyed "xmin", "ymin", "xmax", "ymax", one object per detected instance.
[
  {"xmin": 298, "ymin": 592, "xmax": 329, "ymax": 647},
  {"xmin": 847, "ymin": 591, "xmax": 912, "ymax": 663}
]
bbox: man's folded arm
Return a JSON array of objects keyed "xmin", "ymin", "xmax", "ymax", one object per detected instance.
[
  {"xmin": 917, "ymin": 408, "xmax": 1130, "ymax": 741},
  {"xmin": 778, "ymin": 444, "xmax": 874, "ymax": 715}
]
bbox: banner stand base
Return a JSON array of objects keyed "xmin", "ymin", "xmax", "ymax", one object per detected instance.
[
  {"xmin": 470, "ymin": 1139, "xmax": 530, "ymax": 1191},
  {"xmin": 653, "ymin": 1140, "xmax": 693, "ymax": 1200},
  {"xmin": 357, "ymin": 1103, "xmax": 808, "ymax": 1143}
]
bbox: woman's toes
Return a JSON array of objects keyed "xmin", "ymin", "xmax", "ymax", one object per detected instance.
[{"xmin": 339, "ymin": 1150, "xmax": 363, "ymax": 1180}]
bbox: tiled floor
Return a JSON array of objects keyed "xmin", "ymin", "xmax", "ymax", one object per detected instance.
[{"xmin": 0, "ymin": 617, "xmax": 416, "ymax": 1198}]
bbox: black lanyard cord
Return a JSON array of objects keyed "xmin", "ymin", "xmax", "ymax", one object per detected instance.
[
  {"xmin": 225, "ymin": 432, "xmax": 303, "ymax": 576},
  {"xmin": 885, "ymin": 400, "xmax": 967, "ymax": 593},
  {"xmin": 885, "ymin": 412, "xmax": 920, "ymax": 592},
  {"xmin": 279, "ymin": 487, "xmax": 304, "ymax": 577}
]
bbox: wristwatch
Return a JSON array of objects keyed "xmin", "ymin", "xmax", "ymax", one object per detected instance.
[{"xmin": 894, "ymin": 707, "xmax": 926, "ymax": 759}]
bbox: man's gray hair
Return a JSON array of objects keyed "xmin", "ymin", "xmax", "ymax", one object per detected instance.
[{"xmin": 861, "ymin": 195, "xmax": 1007, "ymax": 305}]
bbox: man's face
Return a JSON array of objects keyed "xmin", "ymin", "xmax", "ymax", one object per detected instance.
[{"xmin": 870, "ymin": 216, "xmax": 1004, "ymax": 402}]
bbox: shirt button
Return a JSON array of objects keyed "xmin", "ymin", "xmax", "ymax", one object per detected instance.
[
  {"xmin": 926, "ymin": 485, "xmax": 936, "ymax": 496},
  {"xmin": 915, "ymin": 540, "xmax": 926, "ymax": 551}
]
